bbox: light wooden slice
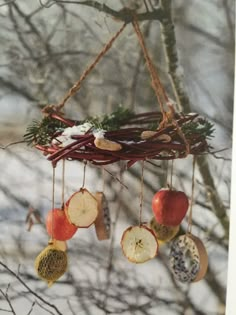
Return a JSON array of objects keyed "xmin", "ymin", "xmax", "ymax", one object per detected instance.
[{"xmin": 94, "ymin": 192, "xmax": 111, "ymax": 241}]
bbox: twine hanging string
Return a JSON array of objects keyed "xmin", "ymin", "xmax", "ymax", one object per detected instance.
[
  {"xmin": 132, "ymin": 16, "xmax": 190, "ymax": 156},
  {"xmin": 170, "ymin": 159, "xmax": 174, "ymax": 190},
  {"xmin": 132, "ymin": 17, "xmax": 168, "ymax": 120},
  {"xmin": 52, "ymin": 22, "xmax": 127, "ymax": 113},
  {"xmin": 61, "ymin": 159, "xmax": 65, "ymax": 208},
  {"xmin": 102, "ymin": 167, "xmax": 106, "ymax": 194},
  {"xmin": 51, "ymin": 166, "xmax": 56, "ymax": 241},
  {"xmin": 139, "ymin": 160, "xmax": 145, "ymax": 226},
  {"xmin": 82, "ymin": 161, "xmax": 87, "ymax": 189},
  {"xmin": 165, "ymin": 160, "xmax": 169, "ymax": 187},
  {"xmin": 187, "ymin": 156, "xmax": 196, "ymax": 234}
]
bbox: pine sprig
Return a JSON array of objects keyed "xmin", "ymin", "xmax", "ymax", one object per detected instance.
[
  {"xmin": 85, "ymin": 106, "xmax": 135, "ymax": 130},
  {"xmin": 24, "ymin": 106, "xmax": 135, "ymax": 146},
  {"xmin": 182, "ymin": 118, "xmax": 215, "ymax": 138},
  {"xmin": 24, "ymin": 117, "xmax": 67, "ymax": 146}
]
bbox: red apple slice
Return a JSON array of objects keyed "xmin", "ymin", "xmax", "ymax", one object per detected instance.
[
  {"xmin": 121, "ymin": 225, "xmax": 158, "ymax": 263},
  {"xmin": 65, "ymin": 188, "xmax": 98, "ymax": 227},
  {"xmin": 150, "ymin": 217, "xmax": 179, "ymax": 243},
  {"xmin": 94, "ymin": 192, "xmax": 111, "ymax": 240}
]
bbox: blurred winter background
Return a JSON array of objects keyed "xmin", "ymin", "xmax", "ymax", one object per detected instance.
[{"xmin": 0, "ymin": 1, "xmax": 234, "ymax": 314}]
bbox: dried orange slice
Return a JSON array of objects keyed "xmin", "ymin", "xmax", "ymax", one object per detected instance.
[
  {"xmin": 94, "ymin": 192, "xmax": 111, "ymax": 240},
  {"xmin": 121, "ymin": 225, "xmax": 158, "ymax": 263},
  {"xmin": 65, "ymin": 188, "xmax": 98, "ymax": 228},
  {"xmin": 150, "ymin": 217, "xmax": 179, "ymax": 243}
]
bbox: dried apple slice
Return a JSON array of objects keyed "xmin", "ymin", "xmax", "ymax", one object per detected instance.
[
  {"xmin": 150, "ymin": 217, "xmax": 179, "ymax": 244},
  {"xmin": 121, "ymin": 225, "xmax": 158, "ymax": 264},
  {"xmin": 65, "ymin": 188, "xmax": 98, "ymax": 228},
  {"xmin": 94, "ymin": 192, "xmax": 111, "ymax": 240}
]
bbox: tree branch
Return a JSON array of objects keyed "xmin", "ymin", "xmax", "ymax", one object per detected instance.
[
  {"xmin": 41, "ymin": 0, "xmax": 164, "ymax": 23},
  {"xmin": 159, "ymin": 0, "xmax": 229, "ymax": 238},
  {"xmin": 0, "ymin": 262, "xmax": 63, "ymax": 315}
]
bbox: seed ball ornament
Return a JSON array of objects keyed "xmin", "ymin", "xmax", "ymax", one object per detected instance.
[
  {"xmin": 152, "ymin": 189, "xmax": 189, "ymax": 226},
  {"xmin": 65, "ymin": 188, "xmax": 98, "ymax": 228},
  {"xmin": 46, "ymin": 208, "xmax": 78, "ymax": 241},
  {"xmin": 34, "ymin": 243, "xmax": 68, "ymax": 287},
  {"xmin": 121, "ymin": 225, "xmax": 159, "ymax": 264},
  {"xmin": 169, "ymin": 234, "xmax": 208, "ymax": 283},
  {"xmin": 94, "ymin": 192, "xmax": 111, "ymax": 240},
  {"xmin": 150, "ymin": 217, "xmax": 179, "ymax": 244}
]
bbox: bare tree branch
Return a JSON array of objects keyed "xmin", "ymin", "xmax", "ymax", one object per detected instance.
[{"xmin": 0, "ymin": 262, "xmax": 64, "ymax": 315}]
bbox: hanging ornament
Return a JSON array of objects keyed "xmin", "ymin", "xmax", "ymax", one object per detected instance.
[
  {"xmin": 149, "ymin": 217, "xmax": 179, "ymax": 244},
  {"xmin": 121, "ymin": 161, "xmax": 158, "ymax": 263},
  {"xmin": 121, "ymin": 225, "xmax": 158, "ymax": 264},
  {"xmin": 94, "ymin": 192, "xmax": 111, "ymax": 240},
  {"xmin": 169, "ymin": 157, "xmax": 208, "ymax": 283},
  {"xmin": 152, "ymin": 189, "xmax": 189, "ymax": 226},
  {"xmin": 65, "ymin": 188, "xmax": 98, "ymax": 228},
  {"xmin": 169, "ymin": 234, "xmax": 208, "ymax": 283},
  {"xmin": 46, "ymin": 208, "xmax": 78, "ymax": 241},
  {"xmin": 34, "ymin": 243, "xmax": 68, "ymax": 287},
  {"xmin": 24, "ymin": 12, "xmax": 214, "ymax": 281}
]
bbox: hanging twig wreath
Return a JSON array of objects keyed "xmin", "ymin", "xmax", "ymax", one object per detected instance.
[
  {"xmin": 24, "ymin": 18, "xmax": 214, "ymax": 169},
  {"xmin": 25, "ymin": 14, "xmax": 214, "ymax": 286}
]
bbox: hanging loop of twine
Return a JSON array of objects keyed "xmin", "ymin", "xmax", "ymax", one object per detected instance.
[
  {"xmin": 132, "ymin": 17, "xmax": 168, "ymax": 119},
  {"xmin": 42, "ymin": 22, "xmax": 127, "ymax": 115},
  {"xmin": 187, "ymin": 156, "xmax": 196, "ymax": 234},
  {"xmin": 132, "ymin": 16, "xmax": 190, "ymax": 156},
  {"xmin": 82, "ymin": 161, "xmax": 87, "ymax": 189}
]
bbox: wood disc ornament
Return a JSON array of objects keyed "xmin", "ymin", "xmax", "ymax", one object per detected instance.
[
  {"xmin": 121, "ymin": 225, "xmax": 159, "ymax": 264},
  {"xmin": 65, "ymin": 188, "xmax": 98, "ymax": 228},
  {"xmin": 94, "ymin": 192, "xmax": 111, "ymax": 240},
  {"xmin": 169, "ymin": 234, "xmax": 208, "ymax": 283}
]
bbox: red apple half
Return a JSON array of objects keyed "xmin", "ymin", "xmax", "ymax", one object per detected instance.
[
  {"xmin": 152, "ymin": 189, "xmax": 189, "ymax": 226},
  {"xmin": 46, "ymin": 208, "xmax": 78, "ymax": 241}
]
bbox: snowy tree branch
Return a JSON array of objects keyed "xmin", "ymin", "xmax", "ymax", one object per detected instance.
[{"xmin": 159, "ymin": 0, "xmax": 229, "ymax": 238}]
